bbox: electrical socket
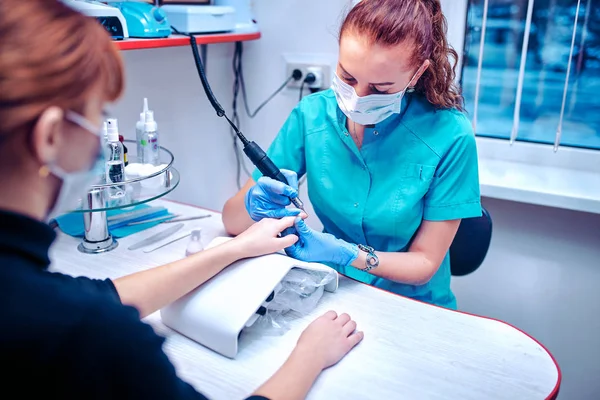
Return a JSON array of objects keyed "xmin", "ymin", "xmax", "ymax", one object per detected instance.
[
  {"xmin": 286, "ymin": 62, "xmax": 331, "ymax": 90},
  {"xmin": 306, "ymin": 66, "xmax": 324, "ymax": 89}
]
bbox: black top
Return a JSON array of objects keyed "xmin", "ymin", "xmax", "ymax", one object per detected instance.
[{"xmin": 0, "ymin": 209, "xmax": 268, "ymax": 400}]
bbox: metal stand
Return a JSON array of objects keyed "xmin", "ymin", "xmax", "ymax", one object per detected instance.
[
  {"xmin": 77, "ymin": 188, "xmax": 118, "ymax": 254},
  {"xmin": 71, "ymin": 141, "xmax": 179, "ymax": 254}
]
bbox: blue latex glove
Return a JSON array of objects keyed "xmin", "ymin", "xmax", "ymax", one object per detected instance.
[
  {"xmin": 285, "ymin": 218, "xmax": 359, "ymax": 267},
  {"xmin": 245, "ymin": 169, "xmax": 301, "ymax": 221}
]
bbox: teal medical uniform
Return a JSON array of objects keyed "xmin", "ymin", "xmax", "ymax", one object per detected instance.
[{"xmin": 252, "ymin": 90, "xmax": 481, "ymax": 309}]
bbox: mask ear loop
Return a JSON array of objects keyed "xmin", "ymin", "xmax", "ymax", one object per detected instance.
[{"xmin": 405, "ymin": 62, "xmax": 429, "ymax": 93}]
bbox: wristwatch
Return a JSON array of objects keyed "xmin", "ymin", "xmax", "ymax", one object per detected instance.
[{"xmin": 357, "ymin": 244, "xmax": 379, "ymax": 272}]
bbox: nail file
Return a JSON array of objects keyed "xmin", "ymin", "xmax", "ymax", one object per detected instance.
[
  {"xmin": 125, "ymin": 214, "xmax": 180, "ymax": 226},
  {"xmin": 143, "ymin": 232, "xmax": 192, "ymax": 253},
  {"xmin": 127, "ymin": 223, "xmax": 184, "ymax": 251}
]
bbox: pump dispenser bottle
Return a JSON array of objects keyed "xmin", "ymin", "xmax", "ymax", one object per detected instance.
[
  {"xmin": 136, "ymin": 98, "xmax": 148, "ymax": 163},
  {"xmin": 142, "ymin": 110, "xmax": 160, "ymax": 166},
  {"xmin": 136, "ymin": 98, "xmax": 160, "ymax": 165},
  {"xmin": 105, "ymin": 119, "xmax": 126, "ymax": 199}
]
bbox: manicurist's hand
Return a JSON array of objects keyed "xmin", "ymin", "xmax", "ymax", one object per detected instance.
[
  {"xmin": 245, "ymin": 169, "xmax": 301, "ymax": 221},
  {"xmin": 285, "ymin": 218, "xmax": 359, "ymax": 267}
]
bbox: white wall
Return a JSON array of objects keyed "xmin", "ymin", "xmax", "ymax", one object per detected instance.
[
  {"xmin": 113, "ymin": 0, "xmax": 599, "ymax": 398},
  {"xmin": 111, "ymin": 43, "xmax": 241, "ymax": 211}
]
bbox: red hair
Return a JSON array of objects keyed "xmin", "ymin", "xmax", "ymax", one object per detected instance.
[
  {"xmin": 340, "ymin": 0, "xmax": 464, "ymax": 111},
  {"xmin": 0, "ymin": 0, "xmax": 124, "ymax": 138}
]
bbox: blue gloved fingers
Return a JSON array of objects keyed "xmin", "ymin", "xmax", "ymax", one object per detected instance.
[
  {"xmin": 281, "ymin": 226, "xmax": 298, "ymax": 239},
  {"xmin": 244, "ymin": 188, "xmax": 261, "ymax": 221},
  {"xmin": 257, "ymin": 176, "xmax": 298, "ymax": 200},
  {"xmin": 293, "ymin": 218, "xmax": 313, "ymax": 238},
  {"xmin": 284, "ymin": 218, "xmax": 309, "ymax": 259},
  {"xmin": 280, "ymin": 169, "xmax": 299, "ymax": 192},
  {"xmin": 284, "ymin": 244, "xmax": 298, "ymax": 258},
  {"xmin": 284, "ymin": 239, "xmax": 304, "ymax": 259},
  {"xmin": 264, "ymin": 208, "xmax": 301, "ymax": 219}
]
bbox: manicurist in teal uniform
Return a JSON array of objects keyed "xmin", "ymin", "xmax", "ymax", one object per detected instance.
[{"xmin": 222, "ymin": 0, "xmax": 481, "ymax": 310}]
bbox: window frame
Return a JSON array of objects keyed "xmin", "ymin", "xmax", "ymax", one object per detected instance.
[{"xmin": 452, "ymin": 0, "xmax": 600, "ymax": 214}]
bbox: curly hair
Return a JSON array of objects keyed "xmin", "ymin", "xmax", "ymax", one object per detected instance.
[{"xmin": 340, "ymin": 0, "xmax": 464, "ymax": 111}]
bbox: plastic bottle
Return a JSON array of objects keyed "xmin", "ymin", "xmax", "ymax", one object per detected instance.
[
  {"xmin": 105, "ymin": 119, "xmax": 126, "ymax": 199},
  {"xmin": 142, "ymin": 110, "xmax": 160, "ymax": 166},
  {"xmin": 185, "ymin": 229, "xmax": 204, "ymax": 257},
  {"xmin": 95, "ymin": 122, "xmax": 109, "ymax": 183},
  {"xmin": 119, "ymin": 134, "xmax": 129, "ymax": 167},
  {"xmin": 136, "ymin": 98, "xmax": 148, "ymax": 163},
  {"xmin": 102, "ymin": 121, "xmax": 108, "ymax": 144}
]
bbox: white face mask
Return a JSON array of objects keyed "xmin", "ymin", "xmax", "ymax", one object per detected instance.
[
  {"xmin": 46, "ymin": 111, "xmax": 104, "ymax": 220},
  {"xmin": 331, "ymin": 69, "xmax": 419, "ymax": 125}
]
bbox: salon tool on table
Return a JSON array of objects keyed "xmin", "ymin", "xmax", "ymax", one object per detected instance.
[
  {"xmin": 185, "ymin": 229, "xmax": 204, "ymax": 256},
  {"xmin": 165, "ymin": 215, "xmax": 211, "ymax": 223},
  {"xmin": 161, "ymin": 237, "xmax": 338, "ymax": 358},
  {"xmin": 143, "ymin": 232, "xmax": 192, "ymax": 253},
  {"xmin": 107, "ymin": 205, "xmax": 168, "ymax": 226},
  {"xmin": 112, "ymin": 1, "xmax": 171, "ymax": 38},
  {"xmin": 127, "ymin": 223, "xmax": 184, "ymax": 251},
  {"xmin": 64, "ymin": 0, "xmax": 128, "ymax": 40},
  {"xmin": 125, "ymin": 214, "xmax": 211, "ymax": 227},
  {"xmin": 107, "ymin": 207, "xmax": 163, "ymax": 222},
  {"xmin": 173, "ymin": 28, "xmax": 305, "ymax": 213}
]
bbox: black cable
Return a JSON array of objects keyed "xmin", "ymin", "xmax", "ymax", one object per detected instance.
[
  {"xmin": 230, "ymin": 42, "xmax": 302, "ymax": 187},
  {"xmin": 299, "ymin": 73, "xmax": 316, "ymax": 102},
  {"xmin": 172, "ymin": 27, "xmax": 249, "ymax": 189},
  {"xmin": 174, "ymin": 27, "xmax": 307, "ymax": 194},
  {"xmin": 244, "ymin": 75, "xmax": 294, "ymax": 118},
  {"xmin": 172, "ymin": 26, "xmax": 250, "ymax": 144},
  {"xmin": 231, "ymin": 42, "xmax": 252, "ymax": 188},
  {"xmin": 298, "ymin": 80, "xmax": 307, "ymax": 102},
  {"xmin": 236, "ymin": 42, "xmax": 300, "ymax": 118}
]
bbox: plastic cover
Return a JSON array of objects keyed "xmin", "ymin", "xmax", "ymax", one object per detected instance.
[{"xmin": 243, "ymin": 267, "xmax": 336, "ymax": 336}]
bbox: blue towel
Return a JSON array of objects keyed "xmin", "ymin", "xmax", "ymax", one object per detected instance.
[{"xmin": 55, "ymin": 204, "xmax": 175, "ymax": 238}]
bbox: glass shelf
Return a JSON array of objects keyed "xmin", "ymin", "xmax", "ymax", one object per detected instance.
[
  {"xmin": 66, "ymin": 140, "xmax": 180, "ymax": 254},
  {"xmin": 72, "ymin": 141, "xmax": 179, "ymax": 213}
]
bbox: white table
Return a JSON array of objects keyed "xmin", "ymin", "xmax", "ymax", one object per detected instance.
[{"xmin": 49, "ymin": 200, "xmax": 561, "ymax": 400}]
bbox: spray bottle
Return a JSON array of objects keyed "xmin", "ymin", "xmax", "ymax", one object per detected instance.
[
  {"xmin": 94, "ymin": 121, "xmax": 109, "ymax": 183},
  {"xmin": 105, "ymin": 119, "xmax": 126, "ymax": 199},
  {"xmin": 136, "ymin": 98, "xmax": 148, "ymax": 163},
  {"xmin": 102, "ymin": 121, "xmax": 108, "ymax": 144}
]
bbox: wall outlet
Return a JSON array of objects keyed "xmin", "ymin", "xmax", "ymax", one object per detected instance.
[{"xmin": 286, "ymin": 62, "xmax": 331, "ymax": 90}]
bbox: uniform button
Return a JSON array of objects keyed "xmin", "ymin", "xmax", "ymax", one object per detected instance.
[
  {"xmin": 373, "ymin": 130, "xmax": 379, "ymax": 135},
  {"xmin": 344, "ymin": 132, "xmax": 349, "ymax": 136},
  {"xmin": 354, "ymin": 203, "xmax": 359, "ymax": 207}
]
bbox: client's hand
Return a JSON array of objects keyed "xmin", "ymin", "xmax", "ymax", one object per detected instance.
[
  {"xmin": 232, "ymin": 216, "xmax": 299, "ymax": 258},
  {"xmin": 296, "ymin": 311, "xmax": 364, "ymax": 369},
  {"xmin": 245, "ymin": 169, "xmax": 301, "ymax": 221}
]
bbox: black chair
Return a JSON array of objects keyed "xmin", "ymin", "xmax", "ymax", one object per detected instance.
[{"xmin": 449, "ymin": 207, "xmax": 492, "ymax": 276}]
